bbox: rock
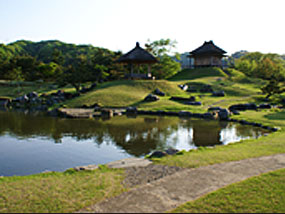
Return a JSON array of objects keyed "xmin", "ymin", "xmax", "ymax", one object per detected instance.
[
  {"xmin": 203, "ymin": 112, "xmax": 216, "ymax": 119},
  {"xmin": 144, "ymin": 94, "xmax": 159, "ymax": 102},
  {"xmin": 184, "ymin": 101, "xmax": 202, "ymax": 106},
  {"xmin": 165, "ymin": 111, "xmax": 179, "ymax": 116},
  {"xmin": 258, "ymin": 103, "xmax": 272, "ymax": 109},
  {"xmin": 153, "ymin": 88, "xmax": 165, "ymax": 96},
  {"xmin": 16, "ymin": 95, "xmax": 29, "ymax": 104},
  {"xmin": 101, "ymin": 109, "xmax": 113, "ymax": 118},
  {"xmin": 56, "ymin": 90, "xmax": 65, "ymax": 96},
  {"xmin": 47, "ymin": 108, "xmax": 59, "ymax": 117},
  {"xmin": 126, "ymin": 107, "xmax": 137, "ymax": 114},
  {"xmin": 192, "ymin": 113, "xmax": 204, "ymax": 118},
  {"xmin": 200, "ymin": 85, "xmax": 213, "ymax": 93},
  {"xmin": 90, "ymin": 83, "xmax": 97, "ymax": 90},
  {"xmin": 149, "ymin": 151, "xmax": 167, "ymax": 158},
  {"xmin": 212, "ymin": 91, "xmax": 225, "ymax": 97},
  {"xmin": 63, "ymin": 92, "xmax": 74, "ymax": 99},
  {"xmin": 187, "ymin": 87, "xmax": 198, "ymax": 93},
  {"xmin": 80, "ymin": 86, "xmax": 90, "ymax": 93},
  {"xmin": 170, "ymin": 96, "xmax": 195, "ymax": 102},
  {"xmin": 229, "ymin": 103, "xmax": 257, "ymax": 112},
  {"xmin": 156, "ymin": 110, "xmax": 166, "ymax": 115},
  {"xmin": 231, "ymin": 110, "xmax": 240, "ymax": 115},
  {"xmin": 218, "ymin": 109, "xmax": 230, "ymax": 120},
  {"xmin": 270, "ymin": 127, "xmax": 278, "ymax": 132},
  {"xmin": 165, "ymin": 148, "xmax": 179, "ymax": 155},
  {"xmin": 246, "ymin": 103, "xmax": 258, "ymax": 110},
  {"xmin": 208, "ymin": 106, "xmax": 222, "ymax": 112},
  {"xmin": 27, "ymin": 91, "xmax": 38, "ymax": 99},
  {"xmin": 178, "ymin": 111, "xmax": 192, "ymax": 117},
  {"xmin": 0, "ymin": 97, "xmax": 11, "ymax": 108},
  {"xmin": 178, "ymin": 84, "xmax": 188, "ymax": 91}
]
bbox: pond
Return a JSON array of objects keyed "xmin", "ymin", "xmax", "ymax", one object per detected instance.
[{"xmin": 0, "ymin": 110, "xmax": 270, "ymax": 176}]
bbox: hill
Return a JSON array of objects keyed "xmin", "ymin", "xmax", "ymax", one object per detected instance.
[{"xmin": 0, "ymin": 40, "xmax": 117, "ymax": 65}]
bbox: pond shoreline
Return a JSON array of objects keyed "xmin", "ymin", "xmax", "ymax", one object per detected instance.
[{"xmin": 48, "ymin": 107, "xmax": 279, "ymax": 133}]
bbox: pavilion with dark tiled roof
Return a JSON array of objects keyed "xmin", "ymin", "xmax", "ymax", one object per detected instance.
[
  {"xmin": 116, "ymin": 42, "xmax": 158, "ymax": 79},
  {"xmin": 189, "ymin": 40, "xmax": 227, "ymax": 68}
]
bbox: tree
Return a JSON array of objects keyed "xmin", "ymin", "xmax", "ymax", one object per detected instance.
[
  {"xmin": 261, "ymin": 78, "xmax": 285, "ymax": 99},
  {"xmin": 58, "ymin": 55, "xmax": 90, "ymax": 92},
  {"xmin": 145, "ymin": 39, "xmax": 181, "ymax": 79}
]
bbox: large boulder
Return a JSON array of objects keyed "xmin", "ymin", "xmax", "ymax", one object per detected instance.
[
  {"xmin": 144, "ymin": 94, "xmax": 159, "ymax": 102},
  {"xmin": 218, "ymin": 109, "xmax": 230, "ymax": 120}
]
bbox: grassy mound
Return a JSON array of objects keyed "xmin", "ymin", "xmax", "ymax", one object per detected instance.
[
  {"xmin": 168, "ymin": 67, "xmax": 228, "ymax": 81},
  {"xmin": 66, "ymin": 80, "xmax": 187, "ymax": 108}
]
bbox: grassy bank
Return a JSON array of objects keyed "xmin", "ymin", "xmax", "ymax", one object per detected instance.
[
  {"xmin": 171, "ymin": 168, "xmax": 285, "ymax": 213},
  {"xmin": 0, "ymin": 167, "xmax": 126, "ymax": 213}
]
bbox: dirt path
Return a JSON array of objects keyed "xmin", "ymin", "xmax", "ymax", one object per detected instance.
[{"xmin": 78, "ymin": 153, "xmax": 285, "ymax": 213}]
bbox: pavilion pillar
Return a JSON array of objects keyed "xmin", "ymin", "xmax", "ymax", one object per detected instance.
[{"xmin": 131, "ymin": 64, "xmax": 134, "ymax": 75}]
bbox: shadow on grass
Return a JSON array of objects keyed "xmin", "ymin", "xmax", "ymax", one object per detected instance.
[{"xmin": 264, "ymin": 111, "xmax": 285, "ymax": 121}]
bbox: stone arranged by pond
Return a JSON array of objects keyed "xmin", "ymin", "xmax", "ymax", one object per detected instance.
[{"xmin": 0, "ymin": 110, "xmax": 271, "ymax": 176}]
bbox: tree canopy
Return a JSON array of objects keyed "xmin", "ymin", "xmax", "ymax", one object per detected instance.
[{"xmin": 145, "ymin": 39, "xmax": 181, "ymax": 79}]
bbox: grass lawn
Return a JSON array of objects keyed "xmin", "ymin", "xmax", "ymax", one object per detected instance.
[
  {"xmin": 171, "ymin": 168, "xmax": 285, "ymax": 213},
  {"xmin": 0, "ymin": 167, "xmax": 126, "ymax": 213}
]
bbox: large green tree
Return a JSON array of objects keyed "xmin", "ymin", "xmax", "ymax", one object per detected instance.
[{"xmin": 145, "ymin": 39, "xmax": 181, "ymax": 79}]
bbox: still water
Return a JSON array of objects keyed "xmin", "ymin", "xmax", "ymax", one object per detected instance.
[{"xmin": 0, "ymin": 110, "xmax": 270, "ymax": 176}]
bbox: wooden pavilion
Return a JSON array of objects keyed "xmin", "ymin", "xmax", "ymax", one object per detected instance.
[
  {"xmin": 189, "ymin": 41, "xmax": 226, "ymax": 68},
  {"xmin": 116, "ymin": 42, "xmax": 158, "ymax": 79}
]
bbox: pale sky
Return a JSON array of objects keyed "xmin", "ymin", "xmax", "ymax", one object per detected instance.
[{"xmin": 0, "ymin": 0, "xmax": 284, "ymax": 55}]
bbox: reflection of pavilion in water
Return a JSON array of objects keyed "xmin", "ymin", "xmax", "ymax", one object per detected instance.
[{"xmin": 192, "ymin": 120, "xmax": 228, "ymax": 147}]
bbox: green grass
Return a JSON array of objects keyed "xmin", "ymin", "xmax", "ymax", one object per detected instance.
[
  {"xmin": 168, "ymin": 67, "xmax": 228, "ymax": 81},
  {"xmin": 171, "ymin": 168, "xmax": 285, "ymax": 213},
  {"xmin": 0, "ymin": 167, "xmax": 126, "ymax": 213}
]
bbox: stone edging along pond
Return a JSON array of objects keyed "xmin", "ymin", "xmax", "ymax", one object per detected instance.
[{"xmin": 50, "ymin": 105, "xmax": 280, "ymax": 133}]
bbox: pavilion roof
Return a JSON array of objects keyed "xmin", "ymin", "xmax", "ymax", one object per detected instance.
[
  {"xmin": 190, "ymin": 41, "xmax": 227, "ymax": 56},
  {"xmin": 116, "ymin": 42, "xmax": 158, "ymax": 64}
]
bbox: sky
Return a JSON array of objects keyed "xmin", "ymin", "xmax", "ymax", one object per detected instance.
[{"xmin": 0, "ymin": 0, "xmax": 284, "ymax": 55}]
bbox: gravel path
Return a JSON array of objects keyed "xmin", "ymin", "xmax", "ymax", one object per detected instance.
[{"xmin": 122, "ymin": 164, "xmax": 185, "ymax": 188}]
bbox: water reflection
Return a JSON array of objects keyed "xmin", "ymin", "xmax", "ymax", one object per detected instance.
[{"xmin": 0, "ymin": 110, "xmax": 270, "ymax": 176}]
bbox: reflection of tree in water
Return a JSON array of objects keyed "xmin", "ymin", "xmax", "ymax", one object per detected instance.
[
  {"xmin": 0, "ymin": 111, "xmax": 270, "ymax": 156},
  {"xmin": 232, "ymin": 123, "xmax": 269, "ymax": 138}
]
